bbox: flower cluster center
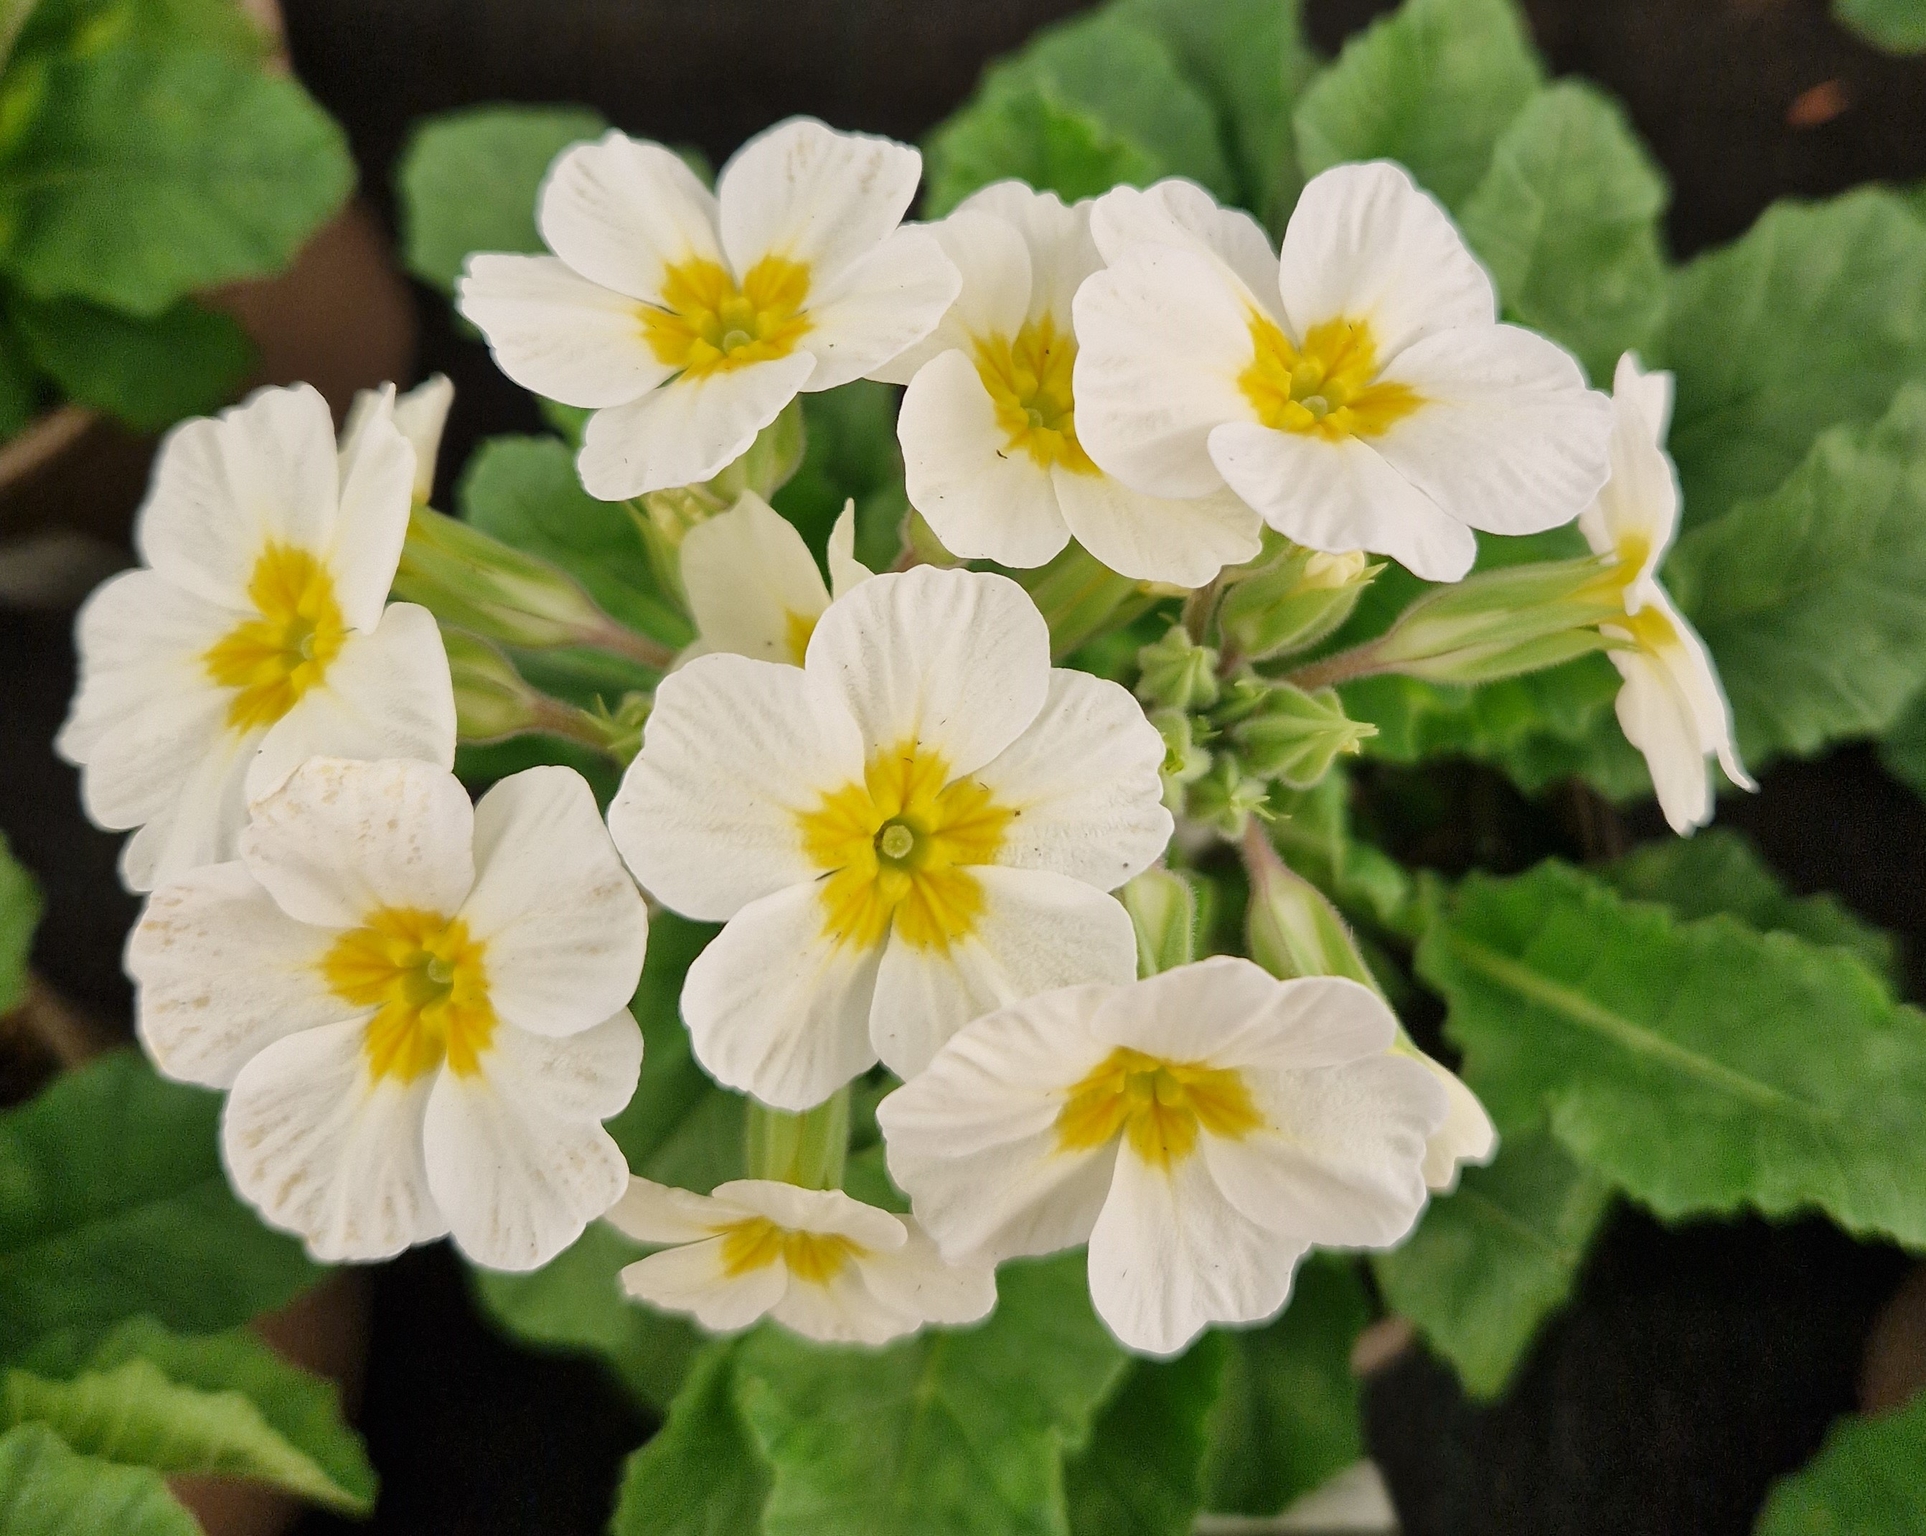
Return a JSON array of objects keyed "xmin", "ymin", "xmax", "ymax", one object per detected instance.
[
  {"xmin": 1055, "ymin": 1046, "xmax": 1263, "ymax": 1168},
  {"xmin": 643, "ymin": 254, "xmax": 813, "ymax": 379},
  {"xmin": 717, "ymin": 1217, "xmax": 860, "ymax": 1284},
  {"xmin": 1239, "ymin": 314, "xmax": 1422, "ymax": 442},
  {"xmin": 322, "ymin": 907, "xmax": 495, "ymax": 1082},
  {"xmin": 203, "ymin": 543, "xmax": 347, "ymax": 733},
  {"xmin": 975, "ymin": 316, "xmax": 1098, "ymax": 475}
]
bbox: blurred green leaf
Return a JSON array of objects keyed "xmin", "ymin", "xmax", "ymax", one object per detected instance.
[
  {"xmin": 14, "ymin": 295, "xmax": 252, "ymax": 431},
  {"xmin": 1068, "ymin": 1333, "xmax": 1225, "ymax": 1536},
  {"xmin": 15, "ymin": 0, "xmax": 267, "ymax": 63},
  {"xmin": 610, "ymin": 1343, "xmax": 772, "ymax": 1536},
  {"xmin": 772, "ymin": 379, "xmax": 908, "ymax": 567},
  {"xmin": 1755, "ymin": 1391, "xmax": 1926, "ymax": 1534},
  {"xmin": 0, "ymin": 1423, "xmax": 197, "ymax": 1536},
  {"xmin": 0, "ymin": 832, "xmax": 39, "ymax": 1018},
  {"xmin": 1878, "ymin": 685, "xmax": 1926, "ymax": 800},
  {"xmin": 1833, "ymin": 0, "xmax": 1926, "ymax": 54},
  {"xmin": 0, "ymin": 319, "xmax": 43, "ymax": 439}
]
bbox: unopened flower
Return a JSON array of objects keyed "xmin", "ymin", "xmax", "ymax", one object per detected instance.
[
  {"xmin": 128, "ymin": 757, "xmax": 648, "ymax": 1270},
  {"xmin": 1580, "ymin": 354, "xmax": 1753, "ymax": 834},
  {"xmin": 878, "ymin": 957, "xmax": 1445, "ymax": 1356},
  {"xmin": 57, "ymin": 384, "xmax": 456, "ymax": 891},
  {"xmin": 459, "ymin": 118, "xmax": 959, "ymax": 500},
  {"xmin": 680, "ymin": 494, "xmax": 870, "ymax": 664},
  {"xmin": 608, "ymin": 1177, "xmax": 995, "ymax": 1344},
  {"xmin": 1072, "ymin": 169, "xmax": 1613, "ymax": 583},
  {"xmin": 879, "ymin": 182, "xmax": 1259, "ymax": 586},
  {"xmin": 608, "ymin": 566, "xmax": 1172, "ymax": 1109}
]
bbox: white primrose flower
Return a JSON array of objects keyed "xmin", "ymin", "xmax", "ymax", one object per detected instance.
[
  {"xmin": 679, "ymin": 493, "xmax": 871, "ymax": 664},
  {"xmin": 458, "ymin": 117, "xmax": 960, "ymax": 501},
  {"xmin": 608, "ymin": 566, "xmax": 1173, "ymax": 1110},
  {"xmin": 127, "ymin": 757, "xmax": 649, "ymax": 1270},
  {"xmin": 344, "ymin": 372, "xmax": 455, "ymax": 506},
  {"xmin": 608, "ymin": 1177, "xmax": 995, "ymax": 1345},
  {"xmin": 1579, "ymin": 353, "xmax": 1754, "ymax": 834},
  {"xmin": 877, "ymin": 957, "xmax": 1446, "ymax": 1357},
  {"xmin": 1071, "ymin": 168, "xmax": 1614, "ymax": 584},
  {"xmin": 875, "ymin": 182, "xmax": 1261, "ymax": 587},
  {"xmin": 56, "ymin": 384, "xmax": 456, "ymax": 892}
]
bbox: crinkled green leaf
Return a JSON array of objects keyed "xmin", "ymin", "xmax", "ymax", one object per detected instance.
[
  {"xmin": 1458, "ymin": 80, "xmax": 1669, "ymax": 383},
  {"xmin": 0, "ymin": 832, "xmax": 39, "ymax": 1017},
  {"xmin": 1067, "ymin": 1333, "xmax": 1224, "ymax": 1536},
  {"xmin": 1199, "ymin": 1256, "xmax": 1370, "ymax": 1516},
  {"xmin": 1834, "ymin": 0, "xmax": 1926, "ymax": 54},
  {"xmin": 0, "ymin": 1051, "xmax": 321, "ymax": 1362},
  {"xmin": 609, "ymin": 1343, "xmax": 772, "ymax": 1536},
  {"xmin": 14, "ymin": 295, "xmax": 252, "ymax": 431},
  {"xmin": 1292, "ymin": 0, "xmax": 1544, "ymax": 210},
  {"xmin": 0, "ymin": 48, "xmax": 352, "ymax": 315},
  {"xmin": 0, "ymin": 1423, "xmax": 196, "ymax": 1536},
  {"xmin": 1755, "ymin": 1391, "xmax": 1926, "ymax": 1534},
  {"xmin": 1416, "ymin": 860, "xmax": 1926, "ymax": 1245},
  {"xmin": 1668, "ymin": 386, "xmax": 1926, "ymax": 764},
  {"xmin": 1659, "ymin": 187, "xmax": 1926, "ymax": 530},
  {"xmin": 15, "ymin": 0, "xmax": 267, "ymax": 64},
  {"xmin": 925, "ymin": 84, "xmax": 1158, "ymax": 220},
  {"xmin": 733, "ymin": 1254, "xmax": 1130, "ymax": 1536},
  {"xmin": 396, "ymin": 103, "xmax": 610, "ymax": 292}
]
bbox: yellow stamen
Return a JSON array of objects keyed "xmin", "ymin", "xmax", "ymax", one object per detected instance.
[
  {"xmin": 975, "ymin": 316, "xmax": 1098, "ymax": 474},
  {"xmin": 1238, "ymin": 314, "xmax": 1422, "ymax": 442},
  {"xmin": 203, "ymin": 544, "xmax": 347, "ymax": 733},
  {"xmin": 1056, "ymin": 1046, "xmax": 1264, "ymax": 1168},
  {"xmin": 642, "ymin": 254, "xmax": 812, "ymax": 379},
  {"xmin": 717, "ymin": 1217, "xmax": 860, "ymax": 1284},
  {"xmin": 322, "ymin": 908, "xmax": 495, "ymax": 1082}
]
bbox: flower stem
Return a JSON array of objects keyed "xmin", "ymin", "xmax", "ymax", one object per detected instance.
[
  {"xmin": 745, "ymin": 1087, "xmax": 851, "ymax": 1191},
  {"xmin": 1281, "ymin": 639, "xmax": 1388, "ymax": 692}
]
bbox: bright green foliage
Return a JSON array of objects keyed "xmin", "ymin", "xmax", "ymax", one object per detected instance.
[
  {"xmin": 1754, "ymin": 1391, "xmax": 1926, "ymax": 1534},
  {"xmin": 1418, "ymin": 860, "xmax": 1926, "ymax": 1245},
  {"xmin": 0, "ymin": 832, "xmax": 38, "ymax": 1017},
  {"xmin": 1668, "ymin": 387, "xmax": 1926, "ymax": 764},
  {"xmin": 14, "ymin": 295, "xmax": 252, "ymax": 429},
  {"xmin": 1458, "ymin": 80, "xmax": 1669, "ymax": 383},
  {"xmin": 924, "ymin": 88, "xmax": 1158, "ymax": 223},
  {"xmin": 396, "ymin": 104, "xmax": 610, "ymax": 292},
  {"xmin": 1066, "ymin": 1334, "xmax": 1225, "ymax": 1536},
  {"xmin": 1199, "ymin": 1257, "xmax": 1371, "ymax": 1516},
  {"xmin": 609, "ymin": 1344, "xmax": 772, "ymax": 1536},
  {"xmin": 1659, "ymin": 188, "xmax": 1926, "ymax": 530},
  {"xmin": 0, "ymin": 1423, "xmax": 197, "ymax": 1536},
  {"xmin": 1374, "ymin": 1128, "xmax": 1613, "ymax": 1398},
  {"xmin": 1292, "ymin": 0, "xmax": 1544, "ymax": 210},
  {"xmin": 732, "ymin": 1255, "xmax": 1129, "ymax": 1536},
  {"xmin": 1833, "ymin": 0, "xmax": 1926, "ymax": 54}
]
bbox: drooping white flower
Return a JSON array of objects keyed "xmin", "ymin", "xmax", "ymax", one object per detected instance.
[
  {"xmin": 875, "ymin": 182, "xmax": 1260, "ymax": 587},
  {"xmin": 608, "ymin": 566, "xmax": 1172, "ymax": 1110},
  {"xmin": 56, "ymin": 384, "xmax": 457, "ymax": 892},
  {"xmin": 1579, "ymin": 353, "xmax": 1754, "ymax": 834},
  {"xmin": 679, "ymin": 493, "xmax": 871, "ymax": 665},
  {"xmin": 1071, "ymin": 168, "xmax": 1614, "ymax": 584},
  {"xmin": 458, "ymin": 118, "xmax": 959, "ymax": 501},
  {"xmin": 608, "ymin": 1177, "xmax": 995, "ymax": 1344},
  {"xmin": 876, "ymin": 957, "xmax": 1445, "ymax": 1357},
  {"xmin": 127, "ymin": 757, "xmax": 649, "ymax": 1270}
]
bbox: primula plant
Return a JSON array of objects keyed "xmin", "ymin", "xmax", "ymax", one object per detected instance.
[{"xmin": 9, "ymin": 0, "xmax": 1926, "ymax": 1528}]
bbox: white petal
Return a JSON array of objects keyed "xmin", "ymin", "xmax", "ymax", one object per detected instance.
[
  {"xmin": 1611, "ymin": 647, "xmax": 1713, "ymax": 834},
  {"xmin": 111, "ymin": 719, "xmax": 257, "ymax": 892},
  {"xmin": 244, "ymin": 603, "xmax": 457, "ymax": 804},
  {"xmin": 1578, "ymin": 355, "xmax": 1681, "ymax": 572},
  {"xmin": 799, "ymin": 225, "xmax": 961, "ymax": 391},
  {"xmin": 898, "ymin": 348, "xmax": 1071, "ymax": 569},
  {"xmin": 621, "ymin": 1237, "xmax": 787, "ymax": 1331},
  {"xmin": 872, "ymin": 207, "xmax": 1034, "ymax": 385},
  {"xmin": 804, "ymin": 566, "xmax": 1049, "ymax": 775},
  {"xmin": 537, "ymin": 131, "xmax": 724, "ymax": 301},
  {"xmin": 240, "ymin": 757, "xmax": 475, "ymax": 929},
  {"xmin": 1614, "ymin": 350, "xmax": 1674, "ymax": 439},
  {"xmin": 1208, "ymin": 423, "xmax": 1477, "ymax": 583},
  {"xmin": 327, "ymin": 388, "xmax": 416, "ymax": 631},
  {"xmin": 855, "ymin": 1218, "xmax": 998, "ymax": 1328},
  {"xmin": 606, "ymin": 1177, "xmax": 738, "ymax": 1245},
  {"xmin": 718, "ymin": 117, "xmax": 923, "ymax": 287},
  {"xmin": 680, "ymin": 493, "xmax": 832, "ymax": 663},
  {"xmin": 391, "ymin": 374, "xmax": 455, "ymax": 503},
  {"xmin": 1660, "ymin": 604, "xmax": 1753, "ymax": 792},
  {"xmin": 458, "ymin": 254, "xmax": 673, "ymax": 409},
  {"xmin": 1054, "ymin": 471, "xmax": 1262, "ymax": 589},
  {"xmin": 459, "ymin": 767, "xmax": 648, "ymax": 1037},
  {"xmin": 826, "ymin": 501, "xmax": 872, "ymax": 598},
  {"xmin": 713, "ymin": 1180, "xmax": 908, "ymax": 1250},
  {"xmin": 680, "ymin": 882, "xmax": 883, "ymax": 1110},
  {"xmin": 128, "ymin": 861, "xmax": 344, "ymax": 1089},
  {"xmin": 1088, "ymin": 179, "xmax": 1279, "ymax": 303},
  {"xmin": 1402, "ymin": 1045, "xmax": 1497, "ymax": 1193},
  {"xmin": 577, "ymin": 352, "xmax": 817, "ymax": 500},
  {"xmin": 1090, "ymin": 962, "xmax": 1397, "ymax": 1072},
  {"xmin": 223, "ymin": 1019, "xmax": 445, "ymax": 1263},
  {"xmin": 963, "ymin": 181, "xmax": 1102, "ymax": 326},
  {"xmin": 609, "ymin": 653, "xmax": 863, "ymax": 919},
  {"xmin": 769, "ymin": 1263, "xmax": 906, "ymax": 1344}
]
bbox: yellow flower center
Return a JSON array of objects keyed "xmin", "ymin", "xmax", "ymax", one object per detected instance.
[
  {"xmin": 203, "ymin": 544, "xmax": 347, "ymax": 733},
  {"xmin": 1056, "ymin": 1046, "xmax": 1264, "ymax": 1169},
  {"xmin": 321, "ymin": 908, "xmax": 495, "ymax": 1082},
  {"xmin": 795, "ymin": 739, "xmax": 1014, "ymax": 953},
  {"xmin": 717, "ymin": 1217, "xmax": 861, "ymax": 1284},
  {"xmin": 642, "ymin": 254, "xmax": 813, "ymax": 380},
  {"xmin": 1615, "ymin": 601, "xmax": 1683, "ymax": 657},
  {"xmin": 974, "ymin": 316, "xmax": 1098, "ymax": 474},
  {"xmin": 1239, "ymin": 314, "xmax": 1422, "ymax": 441},
  {"xmin": 783, "ymin": 608, "xmax": 818, "ymax": 667}
]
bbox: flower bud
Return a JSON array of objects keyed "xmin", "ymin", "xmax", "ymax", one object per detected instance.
[
  {"xmin": 1184, "ymin": 753, "xmax": 1269, "ymax": 839},
  {"xmin": 1136, "ymin": 624, "xmax": 1220, "ymax": 712},
  {"xmin": 1242, "ymin": 824, "xmax": 1376, "ymax": 988},
  {"xmin": 1149, "ymin": 707, "xmax": 1211, "ymax": 813},
  {"xmin": 1368, "ymin": 556, "xmax": 1623, "ymax": 686},
  {"xmin": 443, "ymin": 629, "xmax": 546, "ymax": 741},
  {"xmin": 1218, "ymin": 679, "xmax": 1375, "ymax": 790},
  {"xmin": 1119, "ymin": 868, "xmax": 1199, "ymax": 977},
  {"xmin": 1219, "ymin": 537, "xmax": 1379, "ymax": 661}
]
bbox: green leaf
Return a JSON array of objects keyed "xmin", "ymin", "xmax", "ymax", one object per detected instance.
[
  {"xmin": 15, "ymin": 0, "xmax": 268, "ymax": 64},
  {"xmin": 924, "ymin": 86, "xmax": 1157, "ymax": 220},
  {"xmin": 0, "ymin": 832, "xmax": 40, "ymax": 1017},
  {"xmin": 1754, "ymin": 1391, "xmax": 1926, "ymax": 1534},
  {"xmin": 14, "ymin": 295, "xmax": 252, "ymax": 431},
  {"xmin": 1667, "ymin": 385, "xmax": 1926, "ymax": 764},
  {"xmin": 0, "ymin": 1423, "xmax": 197, "ymax": 1536},
  {"xmin": 1292, "ymin": 0, "xmax": 1545, "ymax": 210},
  {"xmin": 0, "ymin": 1051, "xmax": 321, "ymax": 1362},
  {"xmin": 396, "ymin": 103, "xmax": 610, "ymax": 293},
  {"xmin": 1878, "ymin": 684, "xmax": 1926, "ymax": 800},
  {"xmin": 1199, "ymin": 1256, "xmax": 1371, "ymax": 1516},
  {"xmin": 0, "ymin": 47, "xmax": 353, "ymax": 316},
  {"xmin": 0, "ymin": 317, "xmax": 44, "ymax": 439},
  {"xmin": 1416, "ymin": 859, "xmax": 1926, "ymax": 1246},
  {"xmin": 1658, "ymin": 187, "xmax": 1926, "ymax": 530},
  {"xmin": 1458, "ymin": 80, "xmax": 1669, "ymax": 383},
  {"xmin": 1373, "ymin": 1127, "xmax": 1613, "ymax": 1398},
  {"xmin": 771, "ymin": 379, "xmax": 908, "ymax": 567},
  {"xmin": 1833, "ymin": 0, "xmax": 1926, "ymax": 54},
  {"xmin": 733, "ymin": 1254, "xmax": 1130, "ymax": 1536},
  {"xmin": 609, "ymin": 1343, "xmax": 772, "ymax": 1536},
  {"xmin": 1066, "ymin": 1334, "xmax": 1225, "ymax": 1536}
]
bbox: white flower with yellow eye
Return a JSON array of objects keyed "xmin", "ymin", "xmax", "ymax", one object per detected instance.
[
  {"xmin": 1071, "ymin": 167, "xmax": 1613, "ymax": 584},
  {"xmin": 126, "ymin": 757, "xmax": 649, "ymax": 1270},
  {"xmin": 876, "ymin": 957, "xmax": 1446, "ymax": 1357},
  {"xmin": 1580, "ymin": 353, "xmax": 1754, "ymax": 835},
  {"xmin": 679, "ymin": 494, "xmax": 871, "ymax": 665},
  {"xmin": 56, "ymin": 384, "xmax": 457, "ymax": 893},
  {"xmin": 875, "ymin": 182, "xmax": 1260, "ymax": 587},
  {"xmin": 608, "ymin": 1177, "xmax": 995, "ymax": 1345},
  {"xmin": 458, "ymin": 118, "xmax": 959, "ymax": 502},
  {"xmin": 607, "ymin": 566, "xmax": 1172, "ymax": 1111}
]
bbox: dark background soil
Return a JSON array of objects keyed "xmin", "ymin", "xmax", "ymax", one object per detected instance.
[{"xmin": 2, "ymin": 1, "xmax": 1923, "ymax": 1531}]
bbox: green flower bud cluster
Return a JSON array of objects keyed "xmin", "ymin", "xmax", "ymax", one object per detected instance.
[
  {"xmin": 1217, "ymin": 533, "xmax": 1381, "ymax": 663},
  {"xmin": 442, "ymin": 627, "xmax": 652, "ymax": 763}
]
